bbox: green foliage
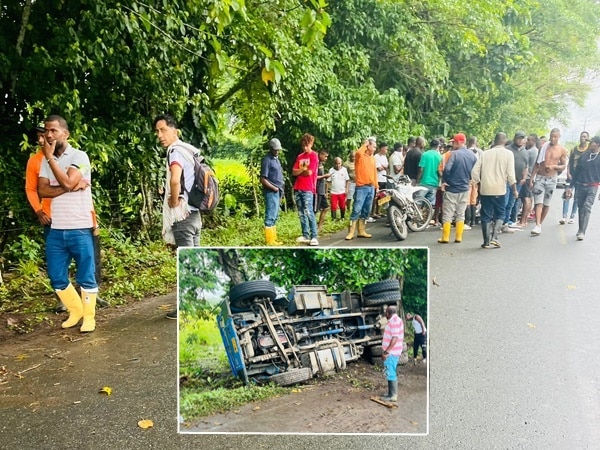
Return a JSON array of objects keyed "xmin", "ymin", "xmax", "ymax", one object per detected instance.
[
  {"xmin": 5, "ymin": 234, "xmax": 43, "ymax": 265},
  {"xmin": 178, "ymin": 314, "xmax": 227, "ymax": 368}
]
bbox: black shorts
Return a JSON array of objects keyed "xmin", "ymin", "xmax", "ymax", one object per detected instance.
[
  {"xmin": 519, "ymin": 182, "xmax": 532, "ymax": 199},
  {"xmin": 315, "ymin": 194, "xmax": 329, "ymax": 211}
]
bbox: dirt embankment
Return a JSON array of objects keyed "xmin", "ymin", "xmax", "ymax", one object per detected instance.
[{"xmin": 182, "ymin": 359, "xmax": 428, "ymax": 435}]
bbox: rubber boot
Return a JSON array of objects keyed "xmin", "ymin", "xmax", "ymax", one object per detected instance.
[
  {"xmin": 80, "ymin": 290, "xmax": 97, "ymax": 333},
  {"xmin": 438, "ymin": 222, "xmax": 451, "ymax": 243},
  {"xmin": 340, "ymin": 209, "xmax": 345, "ymax": 220},
  {"xmin": 481, "ymin": 221, "xmax": 491, "ymax": 246},
  {"xmin": 56, "ymin": 284, "xmax": 83, "ymax": 328},
  {"xmin": 345, "ymin": 220, "xmax": 357, "ymax": 240},
  {"xmin": 455, "ymin": 221, "xmax": 465, "ymax": 243},
  {"xmin": 331, "ymin": 210, "xmax": 337, "ymax": 220},
  {"xmin": 357, "ymin": 219, "xmax": 372, "ymax": 238},
  {"xmin": 492, "ymin": 219, "xmax": 503, "ymax": 242},
  {"xmin": 265, "ymin": 226, "xmax": 282, "ymax": 246},
  {"xmin": 381, "ymin": 380, "xmax": 398, "ymax": 402}
]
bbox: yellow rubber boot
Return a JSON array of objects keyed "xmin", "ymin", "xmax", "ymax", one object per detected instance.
[
  {"xmin": 357, "ymin": 219, "xmax": 372, "ymax": 238},
  {"xmin": 455, "ymin": 221, "xmax": 465, "ymax": 243},
  {"xmin": 438, "ymin": 222, "xmax": 451, "ymax": 243},
  {"xmin": 265, "ymin": 226, "xmax": 283, "ymax": 246},
  {"xmin": 56, "ymin": 284, "xmax": 83, "ymax": 328},
  {"xmin": 80, "ymin": 290, "xmax": 97, "ymax": 333},
  {"xmin": 345, "ymin": 220, "xmax": 357, "ymax": 240}
]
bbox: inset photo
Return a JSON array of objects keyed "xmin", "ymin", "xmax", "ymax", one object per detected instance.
[{"xmin": 177, "ymin": 247, "xmax": 428, "ymax": 435}]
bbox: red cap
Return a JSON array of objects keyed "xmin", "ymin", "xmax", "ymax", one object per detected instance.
[{"xmin": 451, "ymin": 133, "xmax": 466, "ymax": 144}]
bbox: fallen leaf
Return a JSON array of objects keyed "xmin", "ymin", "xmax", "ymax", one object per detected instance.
[
  {"xmin": 99, "ymin": 386, "xmax": 112, "ymax": 396},
  {"xmin": 158, "ymin": 304, "xmax": 172, "ymax": 311},
  {"xmin": 566, "ymin": 285, "xmax": 577, "ymax": 290},
  {"xmin": 7, "ymin": 317, "xmax": 19, "ymax": 327},
  {"xmin": 73, "ymin": 401, "xmax": 81, "ymax": 404},
  {"xmin": 252, "ymin": 406, "xmax": 260, "ymax": 411},
  {"xmin": 138, "ymin": 419, "xmax": 154, "ymax": 429},
  {"xmin": 527, "ymin": 323, "xmax": 536, "ymax": 328},
  {"xmin": 15, "ymin": 354, "xmax": 28, "ymax": 360}
]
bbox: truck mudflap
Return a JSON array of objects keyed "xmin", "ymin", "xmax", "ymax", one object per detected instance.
[{"xmin": 217, "ymin": 312, "xmax": 248, "ymax": 384}]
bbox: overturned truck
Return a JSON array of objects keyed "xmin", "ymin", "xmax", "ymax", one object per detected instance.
[{"xmin": 217, "ymin": 279, "xmax": 402, "ymax": 386}]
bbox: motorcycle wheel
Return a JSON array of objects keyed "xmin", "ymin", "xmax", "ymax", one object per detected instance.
[
  {"xmin": 388, "ymin": 204, "xmax": 408, "ymax": 240},
  {"xmin": 407, "ymin": 198, "xmax": 433, "ymax": 232}
]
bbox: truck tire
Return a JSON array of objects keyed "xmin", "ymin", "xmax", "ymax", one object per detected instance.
[
  {"xmin": 229, "ymin": 280, "xmax": 277, "ymax": 311},
  {"xmin": 362, "ymin": 290, "xmax": 402, "ymax": 306},
  {"xmin": 268, "ymin": 367, "xmax": 313, "ymax": 386},
  {"xmin": 362, "ymin": 280, "xmax": 400, "ymax": 297}
]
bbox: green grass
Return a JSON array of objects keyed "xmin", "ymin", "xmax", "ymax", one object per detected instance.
[
  {"xmin": 202, "ymin": 209, "xmax": 349, "ymax": 246},
  {"xmin": 178, "ymin": 313, "xmax": 289, "ymax": 422}
]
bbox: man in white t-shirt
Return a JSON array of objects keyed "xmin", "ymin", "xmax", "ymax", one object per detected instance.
[
  {"xmin": 328, "ymin": 157, "xmax": 350, "ymax": 220},
  {"xmin": 372, "ymin": 142, "xmax": 389, "ymax": 218},
  {"xmin": 388, "ymin": 142, "xmax": 404, "ymax": 182},
  {"xmin": 154, "ymin": 114, "xmax": 202, "ymax": 319}
]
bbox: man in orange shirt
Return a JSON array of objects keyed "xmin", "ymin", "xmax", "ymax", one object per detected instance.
[
  {"xmin": 26, "ymin": 126, "xmax": 53, "ymax": 228},
  {"xmin": 346, "ymin": 137, "xmax": 378, "ymax": 240}
]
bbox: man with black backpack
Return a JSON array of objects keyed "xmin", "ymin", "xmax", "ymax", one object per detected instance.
[{"xmin": 153, "ymin": 114, "xmax": 202, "ymax": 319}]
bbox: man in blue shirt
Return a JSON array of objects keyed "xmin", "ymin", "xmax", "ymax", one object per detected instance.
[{"xmin": 260, "ymin": 138, "xmax": 285, "ymax": 245}]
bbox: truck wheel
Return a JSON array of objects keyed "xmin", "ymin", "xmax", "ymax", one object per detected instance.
[
  {"xmin": 229, "ymin": 280, "xmax": 277, "ymax": 311},
  {"xmin": 363, "ymin": 291, "xmax": 402, "ymax": 306},
  {"xmin": 268, "ymin": 367, "xmax": 313, "ymax": 386},
  {"xmin": 362, "ymin": 279, "xmax": 400, "ymax": 297}
]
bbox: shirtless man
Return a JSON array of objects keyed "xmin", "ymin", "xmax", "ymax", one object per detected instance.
[{"xmin": 528, "ymin": 128, "xmax": 567, "ymax": 235}]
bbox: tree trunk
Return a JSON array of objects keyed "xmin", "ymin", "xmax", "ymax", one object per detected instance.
[{"xmin": 217, "ymin": 249, "xmax": 246, "ymax": 286}]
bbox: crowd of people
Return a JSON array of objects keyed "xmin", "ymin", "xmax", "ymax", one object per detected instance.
[{"xmin": 260, "ymin": 128, "xmax": 600, "ymax": 248}]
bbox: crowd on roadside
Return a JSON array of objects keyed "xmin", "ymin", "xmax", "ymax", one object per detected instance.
[{"xmin": 259, "ymin": 128, "xmax": 600, "ymax": 248}]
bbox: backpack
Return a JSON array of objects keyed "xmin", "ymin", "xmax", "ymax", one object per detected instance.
[{"xmin": 170, "ymin": 145, "xmax": 220, "ymax": 212}]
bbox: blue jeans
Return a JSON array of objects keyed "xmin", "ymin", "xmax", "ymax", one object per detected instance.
[
  {"xmin": 46, "ymin": 228, "xmax": 97, "ymax": 291},
  {"xmin": 418, "ymin": 185, "xmax": 438, "ymax": 207},
  {"xmin": 504, "ymin": 183, "xmax": 521, "ymax": 223},
  {"xmin": 383, "ymin": 354, "xmax": 399, "ymax": 381},
  {"xmin": 350, "ymin": 185, "xmax": 375, "ymax": 221},
  {"xmin": 264, "ymin": 190, "xmax": 281, "ymax": 227},
  {"xmin": 480, "ymin": 195, "xmax": 506, "ymax": 225},
  {"xmin": 172, "ymin": 211, "xmax": 202, "ymax": 247},
  {"xmin": 294, "ymin": 190, "xmax": 318, "ymax": 238},
  {"xmin": 562, "ymin": 187, "xmax": 578, "ymax": 219}
]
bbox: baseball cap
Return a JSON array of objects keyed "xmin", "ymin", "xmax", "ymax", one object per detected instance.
[
  {"xmin": 590, "ymin": 136, "xmax": 600, "ymax": 145},
  {"xmin": 515, "ymin": 131, "xmax": 526, "ymax": 139},
  {"xmin": 451, "ymin": 133, "xmax": 466, "ymax": 144},
  {"xmin": 268, "ymin": 138, "xmax": 282, "ymax": 150},
  {"xmin": 34, "ymin": 123, "xmax": 45, "ymax": 133}
]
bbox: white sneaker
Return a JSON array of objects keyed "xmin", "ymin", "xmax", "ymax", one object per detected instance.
[
  {"xmin": 296, "ymin": 236, "xmax": 310, "ymax": 244},
  {"xmin": 576, "ymin": 233, "xmax": 584, "ymax": 241},
  {"xmin": 501, "ymin": 224, "xmax": 514, "ymax": 234},
  {"xmin": 309, "ymin": 238, "xmax": 319, "ymax": 246},
  {"xmin": 463, "ymin": 224, "xmax": 472, "ymax": 230},
  {"xmin": 568, "ymin": 218, "xmax": 575, "ymax": 224},
  {"xmin": 366, "ymin": 217, "xmax": 376, "ymax": 223},
  {"xmin": 531, "ymin": 225, "xmax": 541, "ymax": 236}
]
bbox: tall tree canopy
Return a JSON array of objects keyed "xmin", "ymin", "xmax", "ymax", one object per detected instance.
[{"xmin": 1, "ymin": 0, "xmax": 598, "ymax": 244}]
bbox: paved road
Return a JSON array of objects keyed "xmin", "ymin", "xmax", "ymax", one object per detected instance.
[{"xmin": 2, "ymin": 192, "xmax": 600, "ymax": 448}]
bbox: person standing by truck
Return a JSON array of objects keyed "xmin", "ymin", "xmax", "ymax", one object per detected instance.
[{"xmin": 381, "ymin": 305, "xmax": 404, "ymax": 402}]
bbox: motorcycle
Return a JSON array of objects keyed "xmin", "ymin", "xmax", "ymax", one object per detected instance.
[{"xmin": 376, "ymin": 175, "xmax": 434, "ymax": 240}]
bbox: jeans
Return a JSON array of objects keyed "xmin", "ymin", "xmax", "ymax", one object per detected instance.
[
  {"xmin": 350, "ymin": 185, "xmax": 375, "ymax": 221},
  {"xmin": 172, "ymin": 211, "xmax": 202, "ymax": 247},
  {"xmin": 418, "ymin": 185, "xmax": 438, "ymax": 207},
  {"xmin": 504, "ymin": 183, "xmax": 521, "ymax": 223},
  {"xmin": 264, "ymin": 190, "xmax": 281, "ymax": 227},
  {"xmin": 575, "ymin": 184, "xmax": 598, "ymax": 235},
  {"xmin": 46, "ymin": 228, "xmax": 97, "ymax": 291},
  {"xmin": 383, "ymin": 354, "xmax": 399, "ymax": 381},
  {"xmin": 294, "ymin": 190, "xmax": 318, "ymax": 238},
  {"xmin": 480, "ymin": 195, "xmax": 506, "ymax": 224},
  {"xmin": 562, "ymin": 187, "xmax": 578, "ymax": 219}
]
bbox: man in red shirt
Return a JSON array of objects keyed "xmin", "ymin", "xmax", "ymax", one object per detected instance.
[{"xmin": 292, "ymin": 133, "xmax": 319, "ymax": 245}]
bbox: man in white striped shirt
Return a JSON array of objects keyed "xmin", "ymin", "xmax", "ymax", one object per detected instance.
[{"xmin": 38, "ymin": 115, "xmax": 98, "ymax": 333}]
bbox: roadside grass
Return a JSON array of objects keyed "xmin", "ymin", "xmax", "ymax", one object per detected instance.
[
  {"xmin": 0, "ymin": 230, "xmax": 176, "ymax": 336},
  {"xmin": 178, "ymin": 313, "xmax": 288, "ymax": 421},
  {"xmin": 202, "ymin": 209, "xmax": 349, "ymax": 246}
]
